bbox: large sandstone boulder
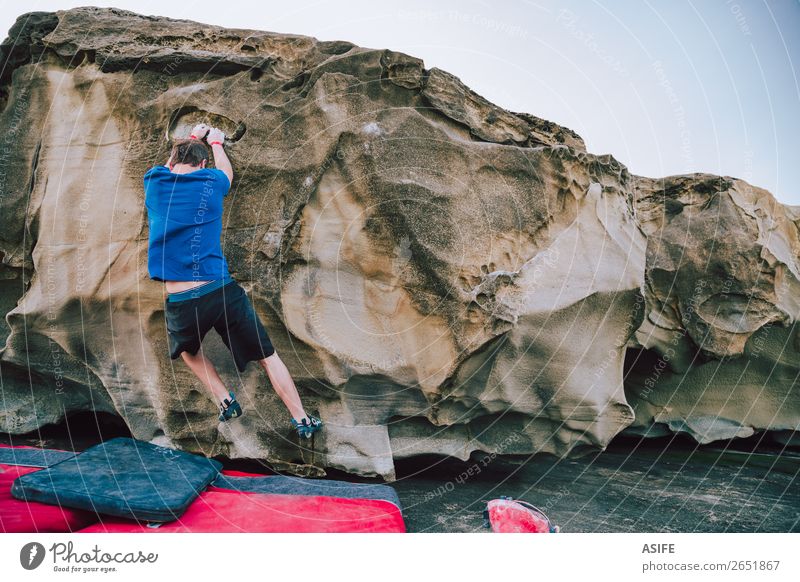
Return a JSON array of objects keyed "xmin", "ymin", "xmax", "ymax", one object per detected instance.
[{"xmin": 0, "ymin": 8, "xmax": 797, "ymax": 479}]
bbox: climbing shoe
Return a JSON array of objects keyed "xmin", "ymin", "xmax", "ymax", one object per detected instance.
[
  {"xmin": 291, "ymin": 415, "xmax": 323, "ymax": 439},
  {"xmin": 219, "ymin": 391, "xmax": 243, "ymax": 422}
]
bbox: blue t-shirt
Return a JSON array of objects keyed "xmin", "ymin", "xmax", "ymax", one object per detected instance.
[{"xmin": 144, "ymin": 166, "xmax": 232, "ymax": 282}]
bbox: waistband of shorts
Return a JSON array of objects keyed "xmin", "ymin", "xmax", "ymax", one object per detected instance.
[{"xmin": 167, "ymin": 274, "xmax": 235, "ymax": 303}]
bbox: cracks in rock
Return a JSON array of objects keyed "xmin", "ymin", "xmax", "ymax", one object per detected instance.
[
  {"xmin": 27, "ymin": 139, "xmax": 41, "ymax": 199},
  {"xmin": 98, "ymin": 50, "xmax": 277, "ymax": 77},
  {"xmin": 249, "ymin": 67, "xmax": 263, "ymax": 82},
  {"xmin": 167, "ymin": 105, "xmax": 246, "ymax": 142},
  {"xmin": 276, "ymin": 135, "xmax": 351, "ymax": 263},
  {"xmin": 18, "ymin": 138, "xmax": 43, "ymax": 282},
  {"xmin": 280, "ymin": 70, "xmax": 310, "ymax": 93}
]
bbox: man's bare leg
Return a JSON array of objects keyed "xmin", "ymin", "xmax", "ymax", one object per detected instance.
[
  {"xmin": 258, "ymin": 352, "xmax": 308, "ymax": 421},
  {"xmin": 180, "ymin": 349, "xmax": 230, "ymax": 404}
]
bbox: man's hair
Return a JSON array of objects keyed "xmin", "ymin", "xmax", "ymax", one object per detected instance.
[{"xmin": 170, "ymin": 139, "xmax": 209, "ymax": 167}]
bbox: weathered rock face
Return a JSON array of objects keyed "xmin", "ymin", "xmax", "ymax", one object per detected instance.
[
  {"xmin": 626, "ymin": 175, "xmax": 800, "ymax": 443},
  {"xmin": 0, "ymin": 8, "xmax": 797, "ymax": 479}
]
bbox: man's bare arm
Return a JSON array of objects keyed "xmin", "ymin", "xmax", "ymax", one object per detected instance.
[{"xmin": 207, "ymin": 127, "xmax": 233, "ymax": 185}]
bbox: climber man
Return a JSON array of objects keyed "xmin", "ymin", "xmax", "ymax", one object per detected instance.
[{"xmin": 143, "ymin": 123, "xmax": 322, "ymax": 438}]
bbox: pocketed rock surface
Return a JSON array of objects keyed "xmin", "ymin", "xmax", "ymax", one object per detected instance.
[{"xmin": 0, "ymin": 8, "xmax": 797, "ymax": 478}]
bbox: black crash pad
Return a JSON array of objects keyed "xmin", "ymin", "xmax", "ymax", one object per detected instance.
[
  {"xmin": 11, "ymin": 438, "xmax": 221, "ymax": 522},
  {"xmin": 212, "ymin": 474, "xmax": 402, "ymax": 509}
]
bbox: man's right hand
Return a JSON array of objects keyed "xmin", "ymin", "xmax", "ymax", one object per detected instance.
[
  {"xmin": 206, "ymin": 127, "xmax": 233, "ymax": 184},
  {"xmin": 207, "ymin": 127, "xmax": 226, "ymax": 145}
]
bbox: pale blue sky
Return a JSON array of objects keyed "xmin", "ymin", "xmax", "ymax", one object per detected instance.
[{"xmin": 2, "ymin": 0, "xmax": 798, "ymax": 204}]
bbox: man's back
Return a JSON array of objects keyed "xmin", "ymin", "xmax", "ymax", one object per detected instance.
[{"xmin": 144, "ymin": 165, "xmax": 231, "ymax": 282}]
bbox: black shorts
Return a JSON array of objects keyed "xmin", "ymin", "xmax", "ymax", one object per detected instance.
[{"xmin": 164, "ymin": 280, "xmax": 275, "ymax": 372}]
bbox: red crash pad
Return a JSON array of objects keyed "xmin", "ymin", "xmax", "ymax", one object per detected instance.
[
  {"xmin": 219, "ymin": 469, "xmax": 270, "ymax": 477},
  {"xmin": 79, "ymin": 490, "xmax": 406, "ymax": 533},
  {"xmin": 486, "ymin": 498, "xmax": 557, "ymax": 533},
  {"xmin": 0, "ymin": 466, "xmax": 98, "ymax": 533}
]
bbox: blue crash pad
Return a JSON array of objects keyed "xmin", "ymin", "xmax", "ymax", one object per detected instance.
[{"xmin": 11, "ymin": 438, "xmax": 221, "ymax": 522}]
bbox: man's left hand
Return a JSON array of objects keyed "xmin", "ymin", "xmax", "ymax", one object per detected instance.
[{"xmin": 191, "ymin": 124, "xmax": 211, "ymax": 140}]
